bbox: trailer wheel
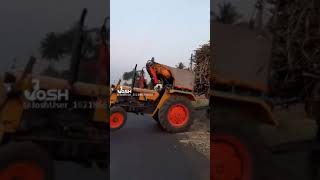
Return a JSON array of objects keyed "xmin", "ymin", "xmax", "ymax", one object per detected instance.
[
  {"xmin": 110, "ymin": 106, "xmax": 127, "ymax": 130},
  {"xmin": 158, "ymin": 96, "xmax": 193, "ymax": 133},
  {"xmin": 0, "ymin": 142, "xmax": 54, "ymax": 180},
  {"xmin": 212, "ymin": 126, "xmax": 272, "ymax": 180}
]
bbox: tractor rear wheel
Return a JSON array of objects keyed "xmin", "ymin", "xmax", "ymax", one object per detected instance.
[
  {"xmin": 153, "ymin": 114, "xmax": 165, "ymax": 131},
  {"xmin": 158, "ymin": 96, "xmax": 193, "ymax": 133},
  {"xmin": 212, "ymin": 126, "xmax": 272, "ymax": 180},
  {"xmin": 0, "ymin": 142, "xmax": 54, "ymax": 180},
  {"xmin": 110, "ymin": 106, "xmax": 127, "ymax": 131}
]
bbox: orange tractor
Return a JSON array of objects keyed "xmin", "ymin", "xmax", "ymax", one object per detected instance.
[{"xmin": 110, "ymin": 58, "xmax": 196, "ymax": 133}]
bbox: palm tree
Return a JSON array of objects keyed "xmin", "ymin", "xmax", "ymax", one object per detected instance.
[
  {"xmin": 214, "ymin": 2, "xmax": 241, "ymax": 24},
  {"xmin": 40, "ymin": 32, "xmax": 65, "ymax": 61}
]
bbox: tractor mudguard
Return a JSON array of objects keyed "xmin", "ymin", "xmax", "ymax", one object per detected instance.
[
  {"xmin": 151, "ymin": 89, "xmax": 196, "ymax": 118},
  {"xmin": 212, "ymin": 90, "xmax": 278, "ymax": 126}
]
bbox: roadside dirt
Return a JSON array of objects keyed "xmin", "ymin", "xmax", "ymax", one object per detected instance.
[
  {"xmin": 178, "ymin": 109, "xmax": 210, "ymax": 159},
  {"xmin": 260, "ymin": 103, "xmax": 317, "ymax": 146},
  {"xmin": 260, "ymin": 103, "xmax": 318, "ymax": 179}
]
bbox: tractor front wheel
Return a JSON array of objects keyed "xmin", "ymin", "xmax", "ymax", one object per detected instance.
[
  {"xmin": 0, "ymin": 142, "xmax": 54, "ymax": 180},
  {"xmin": 110, "ymin": 106, "xmax": 127, "ymax": 131},
  {"xmin": 158, "ymin": 96, "xmax": 193, "ymax": 133}
]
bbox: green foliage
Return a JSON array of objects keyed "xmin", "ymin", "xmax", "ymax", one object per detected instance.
[
  {"xmin": 122, "ymin": 69, "xmax": 145, "ymax": 81},
  {"xmin": 122, "ymin": 70, "xmax": 135, "ymax": 81},
  {"xmin": 40, "ymin": 24, "xmax": 100, "ymax": 62},
  {"xmin": 40, "ymin": 32, "xmax": 65, "ymax": 61}
]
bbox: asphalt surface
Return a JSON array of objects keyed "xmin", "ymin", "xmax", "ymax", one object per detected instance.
[
  {"xmin": 55, "ymin": 162, "xmax": 107, "ymax": 180},
  {"xmin": 53, "ymin": 113, "xmax": 209, "ymax": 180},
  {"xmin": 271, "ymin": 151, "xmax": 313, "ymax": 180},
  {"xmin": 110, "ymin": 113, "xmax": 210, "ymax": 180}
]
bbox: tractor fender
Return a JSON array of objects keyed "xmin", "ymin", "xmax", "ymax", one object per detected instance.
[
  {"xmin": 151, "ymin": 89, "xmax": 196, "ymax": 118},
  {"xmin": 168, "ymin": 89, "xmax": 196, "ymax": 101},
  {"xmin": 212, "ymin": 90, "xmax": 278, "ymax": 126}
]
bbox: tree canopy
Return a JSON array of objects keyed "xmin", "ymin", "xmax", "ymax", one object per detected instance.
[
  {"xmin": 214, "ymin": 2, "xmax": 241, "ymax": 24},
  {"xmin": 175, "ymin": 62, "xmax": 187, "ymax": 69},
  {"xmin": 40, "ymin": 24, "xmax": 100, "ymax": 62}
]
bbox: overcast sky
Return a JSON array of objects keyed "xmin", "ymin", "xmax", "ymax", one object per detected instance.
[
  {"xmin": 0, "ymin": 0, "xmax": 258, "ymax": 84},
  {"xmin": 110, "ymin": 0, "xmax": 259, "ymax": 83},
  {"xmin": 110, "ymin": 0, "xmax": 210, "ymax": 83},
  {"xmin": 0, "ymin": 0, "xmax": 107, "ymax": 73}
]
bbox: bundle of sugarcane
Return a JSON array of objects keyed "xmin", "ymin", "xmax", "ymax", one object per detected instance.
[
  {"xmin": 193, "ymin": 41, "xmax": 210, "ymax": 97},
  {"xmin": 268, "ymin": 0, "xmax": 320, "ymax": 97}
]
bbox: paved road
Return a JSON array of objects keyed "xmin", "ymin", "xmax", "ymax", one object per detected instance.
[
  {"xmin": 271, "ymin": 151, "xmax": 313, "ymax": 180},
  {"xmin": 53, "ymin": 113, "xmax": 209, "ymax": 180},
  {"xmin": 55, "ymin": 162, "xmax": 107, "ymax": 180},
  {"xmin": 110, "ymin": 113, "xmax": 210, "ymax": 180}
]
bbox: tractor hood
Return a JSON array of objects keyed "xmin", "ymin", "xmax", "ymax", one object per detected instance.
[{"xmin": 165, "ymin": 65, "xmax": 195, "ymax": 91}]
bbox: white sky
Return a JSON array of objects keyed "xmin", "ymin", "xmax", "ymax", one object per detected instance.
[{"xmin": 110, "ymin": 0, "xmax": 210, "ymax": 83}]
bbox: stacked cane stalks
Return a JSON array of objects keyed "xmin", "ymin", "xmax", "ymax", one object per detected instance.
[
  {"xmin": 268, "ymin": 0, "xmax": 320, "ymax": 97},
  {"xmin": 193, "ymin": 41, "xmax": 210, "ymax": 97}
]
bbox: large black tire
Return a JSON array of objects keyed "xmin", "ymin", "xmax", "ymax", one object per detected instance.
[
  {"xmin": 152, "ymin": 113, "xmax": 165, "ymax": 131},
  {"xmin": 158, "ymin": 96, "xmax": 194, "ymax": 133},
  {"xmin": 0, "ymin": 142, "xmax": 54, "ymax": 180},
  {"xmin": 212, "ymin": 126, "xmax": 272, "ymax": 180},
  {"xmin": 110, "ymin": 106, "xmax": 127, "ymax": 131}
]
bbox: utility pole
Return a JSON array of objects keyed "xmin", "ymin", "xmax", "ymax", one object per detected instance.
[{"xmin": 189, "ymin": 54, "xmax": 194, "ymax": 71}]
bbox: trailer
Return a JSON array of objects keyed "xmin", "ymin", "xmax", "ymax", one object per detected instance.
[{"xmin": 212, "ymin": 22, "xmax": 320, "ymax": 180}]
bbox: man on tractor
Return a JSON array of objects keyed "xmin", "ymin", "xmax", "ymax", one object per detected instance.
[{"xmin": 110, "ymin": 57, "xmax": 196, "ymax": 133}]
